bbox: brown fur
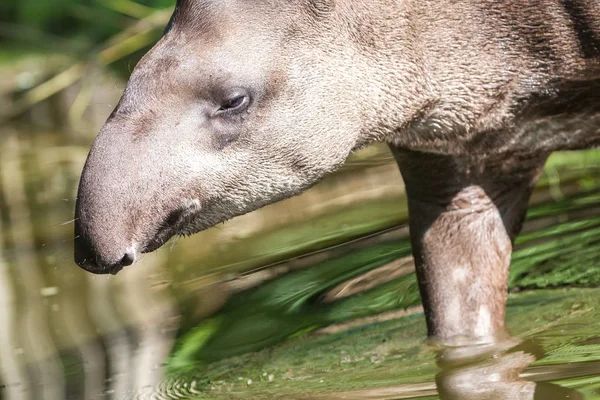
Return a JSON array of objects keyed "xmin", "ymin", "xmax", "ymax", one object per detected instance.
[{"xmin": 75, "ymin": 0, "xmax": 600, "ymax": 343}]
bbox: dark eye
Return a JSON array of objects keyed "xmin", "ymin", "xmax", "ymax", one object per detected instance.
[
  {"xmin": 221, "ymin": 96, "xmax": 245, "ymax": 110},
  {"xmin": 216, "ymin": 92, "xmax": 250, "ymax": 114}
]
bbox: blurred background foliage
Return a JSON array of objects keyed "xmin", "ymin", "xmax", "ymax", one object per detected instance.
[
  {"xmin": 0, "ymin": 0, "xmax": 175, "ymax": 127},
  {"xmin": 1, "ymin": 0, "xmax": 173, "ymax": 59}
]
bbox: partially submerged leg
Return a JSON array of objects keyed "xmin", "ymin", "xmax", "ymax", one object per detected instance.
[{"xmin": 391, "ymin": 148, "xmax": 547, "ymax": 343}]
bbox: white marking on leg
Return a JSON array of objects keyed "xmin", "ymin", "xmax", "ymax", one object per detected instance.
[
  {"xmin": 474, "ymin": 306, "xmax": 491, "ymax": 337},
  {"xmin": 452, "ymin": 267, "xmax": 469, "ymax": 283}
]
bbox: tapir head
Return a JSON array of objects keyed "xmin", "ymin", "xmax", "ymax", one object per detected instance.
[{"xmin": 74, "ymin": 0, "xmax": 422, "ymax": 274}]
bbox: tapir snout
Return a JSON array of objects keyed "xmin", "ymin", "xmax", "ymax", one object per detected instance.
[{"xmin": 73, "ymin": 118, "xmax": 192, "ymax": 274}]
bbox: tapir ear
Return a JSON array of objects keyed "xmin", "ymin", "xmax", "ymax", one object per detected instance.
[{"xmin": 308, "ymin": 0, "xmax": 335, "ymax": 18}]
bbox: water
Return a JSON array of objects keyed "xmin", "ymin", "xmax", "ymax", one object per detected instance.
[{"xmin": 0, "ymin": 127, "xmax": 599, "ymax": 399}]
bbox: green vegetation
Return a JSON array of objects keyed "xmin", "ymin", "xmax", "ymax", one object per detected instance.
[
  {"xmin": 160, "ymin": 150, "xmax": 600, "ymax": 399},
  {"xmin": 0, "ymin": 0, "xmax": 174, "ymax": 121},
  {"xmin": 163, "ymin": 289, "xmax": 600, "ymax": 399},
  {"xmin": 167, "ymin": 188, "xmax": 600, "ymax": 382},
  {"xmin": 1, "ymin": 0, "xmax": 173, "ymax": 54}
]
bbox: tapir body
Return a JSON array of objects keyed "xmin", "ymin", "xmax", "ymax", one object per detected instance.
[{"xmin": 75, "ymin": 0, "xmax": 600, "ymax": 343}]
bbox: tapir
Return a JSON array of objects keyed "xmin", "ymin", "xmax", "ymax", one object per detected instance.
[{"xmin": 74, "ymin": 0, "xmax": 600, "ymax": 343}]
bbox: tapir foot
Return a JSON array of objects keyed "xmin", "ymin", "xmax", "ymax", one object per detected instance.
[{"xmin": 391, "ymin": 148, "xmax": 548, "ymax": 343}]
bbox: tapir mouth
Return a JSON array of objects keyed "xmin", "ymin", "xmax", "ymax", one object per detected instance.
[
  {"xmin": 141, "ymin": 224, "xmax": 178, "ymax": 254},
  {"xmin": 141, "ymin": 199, "xmax": 203, "ymax": 255}
]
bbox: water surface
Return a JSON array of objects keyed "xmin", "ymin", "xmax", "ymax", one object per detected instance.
[{"xmin": 0, "ymin": 129, "xmax": 599, "ymax": 399}]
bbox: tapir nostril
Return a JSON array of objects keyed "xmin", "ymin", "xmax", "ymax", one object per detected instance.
[
  {"xmin": 108, "ymin": 251, "xmax": 135, "ymax": 275},
  {"xmin": 120, "ymin": 252, "xmax": 135, "ymax": 267}
]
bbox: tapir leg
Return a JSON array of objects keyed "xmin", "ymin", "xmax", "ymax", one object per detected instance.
[{"xmin": 391, "ymin": 148, "xmax": 548, "ymax": 343}]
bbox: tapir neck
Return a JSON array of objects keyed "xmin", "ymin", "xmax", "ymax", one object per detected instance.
[{"xmin": 359, "ymin": 0, "xmax": 600, "ymax": 155}]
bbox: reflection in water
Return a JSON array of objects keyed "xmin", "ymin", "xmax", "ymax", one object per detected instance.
[
  {"xmin": 435, "ymin": 339, "xmax": 536, "ymax": 400},
  {"xmin": 434, "ymin": 339, "xmax": 584, "ymax": 400},
  {"xmin": 1, "ymin": 136, "xmax": 65, "ymax": 400},
  {"xmin": 0, "ymin": 128, "xmax": 599, "ymax": 399},
  {"xmin": 436, "ymin": 337, "xmax": 592, "ymax": 400},
  {"xmin": 325, "ymin": 339, "xmax": 588, "ymax": 400}
]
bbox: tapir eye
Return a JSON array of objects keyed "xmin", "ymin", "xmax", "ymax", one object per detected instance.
[
  {"xmin": 221, "ymin": 96, "xmax": 245, "ymax": 109},
  {"xmin": 216, "ymin": 90, "xmax": 250, "ymax": 115}
]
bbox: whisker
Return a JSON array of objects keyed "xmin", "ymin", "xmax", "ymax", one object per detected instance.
[
  {"xmin": 168, "ymin": 236, "xmax": 180, "ymax": 253},
  {"xmin": 61, "ymin": 218, "xmax": 79, "ymax": 226}
]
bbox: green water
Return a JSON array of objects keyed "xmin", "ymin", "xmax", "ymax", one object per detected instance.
[{"xmin": 0, "ymin": 129, "xmax": 599, "ymax": 400}]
